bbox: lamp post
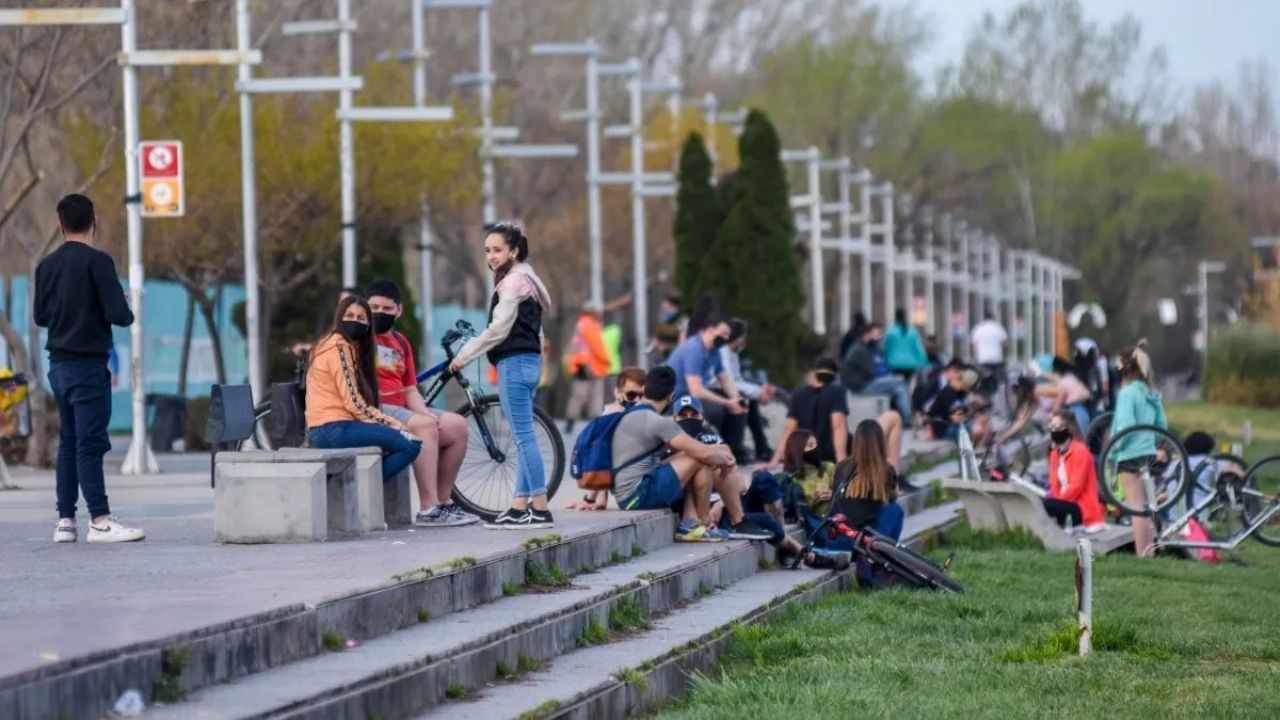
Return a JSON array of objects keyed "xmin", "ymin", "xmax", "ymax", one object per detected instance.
[{"xmin": 1186, "ymin": 260, "xmax": 1227, "ymax": 376}]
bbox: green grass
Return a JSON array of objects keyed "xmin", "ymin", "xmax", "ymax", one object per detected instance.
[
  {"xmin": 416, "ymin": 608, "xmax": 431, "ymax": 623},
  {"xmin": 655, "ymin": 544, "xmax": 1280, "ymax": 719},
  {"xmin": 446, "ymin": 556, "xmax": 478, "ymax": 570},
  {"xmin": 523, "ymin": 533, "xmax": 562, "ymax": 550},
  {"xmin": 517, "ymin": 652, "xmax": 545, "ymax": 673},
  {"xmin": 615, "ymin": 667, "xmax": 650, "ymax": 693},
  {"xmin": 445, "ymin": 683, "xmax": 467, "ymax": 699},
  {"xmin": 321, "ymin": 633, "xmax": 346, "ymax": 652},
  {"xmin": 524, "ymin": 558, "xmax": 570, "ymax": 588},
  {"xmin": 502, "ymin": 581, "xmax": 524, "ymax": 597},
  {"xmin": 608, "ymin": 596, "xmax": 650, "ymax": 634},
  {"xmin": 577, "ymin": 617, "xmax": 612, "ymax": 647},
  {"xmin": 517, "ymin": 700, "xmax": 561, "ymax": 720},
  {"xmin": 1167, "ymin": 400, "xmax": 1280, "ymax": 464}
]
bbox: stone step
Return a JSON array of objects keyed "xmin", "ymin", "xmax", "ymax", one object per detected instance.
[
  {"xmin": 144, "ymin": 538, "xmax": 771, "ymax": 719},
  {"xmin": 425, "ymin": 565, "xmax": 836, "ymax": 720}
]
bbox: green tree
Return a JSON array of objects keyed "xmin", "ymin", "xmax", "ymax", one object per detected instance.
[
  {"xmin": 672, "ymin": 132, "xmax": 719, "ymax": 305},
  {"xmin": 705, "ymin": 109, "xmax": 801, "ymax": 384}
]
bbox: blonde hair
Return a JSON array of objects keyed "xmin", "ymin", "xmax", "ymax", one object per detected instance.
[{"xmin": 1119, "ymin": 339, "xmax": 1154, "ymax": 388}]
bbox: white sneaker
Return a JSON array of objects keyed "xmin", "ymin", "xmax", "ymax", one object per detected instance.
[
  {"xmin": 87, "ymin": 517, "xmax": 145, "ymax": 543},
  {"xmin": 443, "ymin": 503, "xmax": 481, "ymax": 526},
  {"xmin": 53, "ymin": 523, "xmax": 77, "ymax": 543}
]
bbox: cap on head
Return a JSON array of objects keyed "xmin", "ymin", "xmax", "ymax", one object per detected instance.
[{"xmin": 674, "ymin": 395, "xmax": 703, "ymax": 415}]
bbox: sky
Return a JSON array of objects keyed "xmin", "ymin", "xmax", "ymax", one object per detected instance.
[{"xmin": 913, "ymin": 0, "xmax": 1279, "ymax": 94}]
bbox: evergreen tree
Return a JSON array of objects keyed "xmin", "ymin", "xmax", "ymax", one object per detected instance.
[
  {"xmin": 705, "ymin": 109, "xmax": 802, "ymax": 385},
  {"xmin": 672, "ymin": 132, "xmax": 719, "ymax": 305}
]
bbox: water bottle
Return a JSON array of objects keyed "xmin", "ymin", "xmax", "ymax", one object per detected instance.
[{"xmin": 112, "ymin": 689, "xmax": 145, "ymax": 717}]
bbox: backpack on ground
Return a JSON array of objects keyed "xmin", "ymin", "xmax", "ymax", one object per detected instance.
[{"xmin": 570, "ymin": 404, "xmax": 658, "ymax": 491}]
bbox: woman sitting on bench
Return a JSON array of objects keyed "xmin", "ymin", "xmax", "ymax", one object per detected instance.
[
  {"xmin": 304, "ymin": 295, "xmax": 422, "ymax": 482},
  {"xmin": 1044, "ymin": 410, "xmax": 1106, "ymax": 533}
]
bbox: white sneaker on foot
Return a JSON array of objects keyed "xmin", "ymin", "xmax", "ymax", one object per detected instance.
[
  {"xmin": 415, "ymin": 505, "xmax": 471, "ymax": 528},
  {"xmin": 53, "ymin": 522, "xmax": 77, "ymax": 543},
  {"xmin": 87, "ymin": 517, "xmax": 145, "ymax": 543},
  {"xmin": 442, "ymin": 503, "xmax": 481, "ymax": 526}
]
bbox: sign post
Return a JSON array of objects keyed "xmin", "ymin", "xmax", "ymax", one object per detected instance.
[{"xmin": 139, "ymin": 141, "xmax": 184, "ymax": 217}]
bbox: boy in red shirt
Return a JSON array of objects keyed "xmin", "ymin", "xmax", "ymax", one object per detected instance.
[{"xmin": 367, "ymin": 279, "xmax": 477, "ymax": 526}]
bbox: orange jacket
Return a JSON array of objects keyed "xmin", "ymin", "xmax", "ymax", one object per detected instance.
[
  {"xmin": 304, "ymin": 334, "xmax": 404, "ymax": 430},
  {"xmin": 1048, "ymin": 439, "xmax": 1105, "ymax": 526},
  {"xmin": 568, "ymin": 313, "xmax": 611, "ymax": 378}
]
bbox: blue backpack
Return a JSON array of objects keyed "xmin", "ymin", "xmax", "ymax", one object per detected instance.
[{"xmin": 571, "ymin": 404, "xmax": 658, "ymax": 491}]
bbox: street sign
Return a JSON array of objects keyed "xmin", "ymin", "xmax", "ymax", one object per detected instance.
[{"xmin": 139, "ymin": 140, "xmax": 184, "ymax": 217}]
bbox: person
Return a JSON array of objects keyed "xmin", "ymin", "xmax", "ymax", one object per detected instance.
[
  {"xmin": 649, "ymin": 295, "xmax": 686, "ymax": 362},
  {"xmin": 305, "ymin": 295, "xmax": 423, "ymax": 485},
  {"xmin": 838, "ymin": 311, "xmax": 870, "ymax": 363},
  {"xmin": 780, "ymin": 429, "xmax": 836, "ymax": 517},
  {"xmin": 925, "ymin": 364, "xmax": 978, "ymax": 441},
  {"xmin": 841, "ymin": 323, "xmax": 912, "ymax": 422},
  {"xmin": 1109, "ymin": 340, "xmax": 1168, "ymax": 557},
  {"xmin": 665, "ymin": 315, "xmax": 746, "ymax": 437},
  {"xmin": 1074, "ymin": 337, "xmax": 1110, "ymax": 413},
  {"xmin": 601, "ymin": 314, "xmax": 624, "ymax": 381},
  {"xmin": 567, "ymin": 367, "xmax": 648, "ymax": 511},
  {"xmin": 563, "ymin": 301, "xmax": 611, "ymax": 434},
  {"xmin": 611, "ymin": 367, "xmax": 770, "ymax": 541},
  {"xmin": 883, "ymin": 308, "xmax": 928, "ymax": 385},
  {"xmin": 970, "ymin": 313, "xmax": 1009, "ymax": 380},
  {"xmin": 829, "ymin": 419, "xmax": 905, "ymax": 542},
  {"xmin": 1044, "ymin": 410, "xmax": 1106, "ymax": 532},
  {"xmin": 713, "ymin": 318, "xmax": 775, "ymax": 462},
  {"xmin": 449, "ymin": 222, "xmax": 554, "ymax": 530},
  {"xmin": 1046, "ymin": 357, "xmax": 1094, "ymax": 431},
  {"xmin": 35, "ymin": 193, "xmax": 143, "ymax": 544},
  {"xmin": 366, "ymin": 279, "xmax": 477, "ymax": 527}
]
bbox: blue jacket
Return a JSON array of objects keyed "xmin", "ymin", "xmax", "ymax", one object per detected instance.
[
  {"xmin": 883, "ymin": 324, "xmax": 927, "ymax": 372},
  {"xmin": 1109, "ymin": 381, "xmax": 1168, "ymax": 462}
]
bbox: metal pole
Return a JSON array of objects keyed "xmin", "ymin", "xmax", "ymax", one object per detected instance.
[
  {"xmin": 702, "ymin": 92, "xmax": 717, "ymax": 170},
  {"xmin": 412, "ymin": 0, "xmax": 433, "ymax": 364},
  {"xmin": 119, "ymin": 0, "xmax": 155, "ymax": 475},
  {"xmin": 235, "ymin": 0, "xmax": 263, "ymax": 409},
  {"xmin": 881, "ymin": 186, "xmax": 895, "ymax": 326},
  {"xmin": 959, "ymin": 228, "xmax": 971, "ymax": 361},
  {"xmin": 1004, "ymin": 249, "xmax": 1017, "ymax": 366},
  {"xmin": 1198, "ymin": 260, "xmax": 1209, "ymax": 374},
  {"xmin": 807, "ymin": 148, "xmax": 825, "ymax": 335},
  {"xmin": 924, "ymin": 219, "xmax": 936, "ymax": 341},
  {"xmin": 1023, "ymin": 255, "xmax": 1035, "ymax": 362},
  {"xmin": 859, "ymin": 182, "xmax": 873, "ymax": 319},
  {"xmin": 940, "ymin": 216, "xmax": 954, "ymax": 358},
  {"xmin": 586, "ymin": 50, "xmax": 603, "ymax": 306},
  {"xmin": 837, "ymin": 170, "xmax": 852, "ymax": 333},
  {"xmin": 338, "ymin": 0, "xmax": 357, "ymax": 288},
  {"xmin": 628, "ymin": 68, "xmax": 648, "ymax": 367},
  {"xmin": 1077, "ymin": 537, "xmax": 1093, "ymax": 657},
  {"xmin": 478, "ymin": 5, "xmax": 495, "ymax": 227}
]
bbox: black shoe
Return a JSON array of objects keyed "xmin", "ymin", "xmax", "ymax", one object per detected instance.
[
  {"xmin": 897, "ymin": 475, "xmax": 921, "ymax": 493},
  {"xmin": 526, "ymin": 509, "xmax": 555, "ymax": 529},
  {"xmin": 729, "ymin": 518, "xmax": 774, "ymax": 541},
  {"xmin": 755, "ymin": 448, "xmax": 774, "ymax": 463},
  {"xmin": 484, "ymin": 508, "xmax": 528, "ymax": 530}
]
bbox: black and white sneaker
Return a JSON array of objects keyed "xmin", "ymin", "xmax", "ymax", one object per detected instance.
[
  {"xmin": 525, "ymin": 509, "xmax": 554, "ymax": 530},
  {"xmin": 484, "ymin": 508, "xmax": 528, "ymax": 530},
  {"xmin": 729, "ymin": 518, "xmax": 773, "ymax": 541}
]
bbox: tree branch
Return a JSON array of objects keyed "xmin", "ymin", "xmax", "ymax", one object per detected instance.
[{"xmin": 40, "ymin": 53, "xmax": 114, "ymax": 118}]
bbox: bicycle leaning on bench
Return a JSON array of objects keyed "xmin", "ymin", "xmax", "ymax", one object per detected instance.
[{"xmin": 248, "ymin": 319, "xmax": 565, "ymax": 521}]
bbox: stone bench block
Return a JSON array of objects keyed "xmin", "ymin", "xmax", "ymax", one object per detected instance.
[
  {"xmin": 384, "ymin": 468, "xmax": 413, "ymax": 527},
  {"xmin": 846, "ymin": 393, "xmax": 890, "ymax": 425},
  {"xmin": 353, "ymin": 452, "xmax": 385, "ymax": 532},
  {"xmin": 215, "ymin": 462, "xmax": 327, "ymax": 543}
]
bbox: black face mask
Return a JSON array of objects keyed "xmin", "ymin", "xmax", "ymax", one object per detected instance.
[
  {"xmin": 340, "ymin": 320, "xmax": 370, "ymax": 342},
  {"xmin": 677, "ymin": 418, "xmax": 705, "ymax": 438},
  {"xmin": 620, "ymin": 399, "xmax": 637, "ymax": 409},
  {"xmin": 1050, "ymin": 429, "xmax": 1072, "ymax": 446},
  {"xmin": 712, "ymin": 336, "xmax": 729, "ymax": 349},
  {"xmin": 803, "ymin": 448, "xmax": 823, "ymax": 467},
  {"xmin": 372, "ymin": 312, "xmax": 396, "ymax": 335}
]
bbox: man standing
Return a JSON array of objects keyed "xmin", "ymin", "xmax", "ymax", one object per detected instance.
[
  {"xmin": 563, "ymin": 301, "xmax": 611, "ymax": 434},
  {"xmin": 366, "ymin": 279, "xmax": 478, "ymax": 526},
  {"xmin": 35, "ymin": 194, "xmax": 143, "ymax": 543},
  {"xmin": 714, "ymin": 319, "xmax": 774, "ymax": 462},
  {"xmin": 970, "ymin": 313, "xmax": 1009, "ymax": 379}
]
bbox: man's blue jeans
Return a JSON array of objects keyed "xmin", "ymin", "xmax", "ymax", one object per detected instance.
[
  {"xmin": 864, "ymin": 375, "xmax": 912, "ymax": 422},
  {"xmin": 49, "ymin": 361, "xmax": 113, "ymax": 520},
  {"xmin": 310, "ymin": 421, "xmax": 421, "ymax": 481},
  {"xmin": 497, "ymin": 352, "xmax": 546, "ymax": 499}
]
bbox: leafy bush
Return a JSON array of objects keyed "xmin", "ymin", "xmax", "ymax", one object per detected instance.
[{"xmin": 1205, "ymin": 323, "xmax": 1280, "ymax": 408}]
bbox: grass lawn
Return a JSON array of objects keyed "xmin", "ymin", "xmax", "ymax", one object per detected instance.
[
  {"xmin": 1167, "ymin": 401, "xmax": 1280, "ymax": 464},
  {"xmin": 657, "ymin": 530, "xmax": 1280, "ymax": 719}
]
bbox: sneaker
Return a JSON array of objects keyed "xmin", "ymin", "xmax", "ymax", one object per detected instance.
[
  {"xmin": 86, "ymin": 517, "xmax": 145, "ymax": 544},
  {"xmin": 415, "ymin": 505, "xmax": 469, "ymax": 528},
  {"xmin": 525, "ymin": 509, "xmax": 554, "ymax": 529},
  {"xmin": 729, "ymin": 518, "xmax": 774, "ymax": 541},
  {"xmin": 53, "ymin": 522, "xmax": 77, "ymax": 544},
  {"xmin": 442, "ymin": 503, "xmax": 481, "ymax": 526},
  {"xmin": 675, "ymin": 520, "xmax": 721, "ymax": 543},
  {"xmin": 705, "ymin": 522, "xmax": 732, "ymax": 542},
  {"xmin": 484, "ymin": 508, "xmax": 555, "ymax": 530},
  {"xmin": 484, "ymin": 508, "xmax": 527, "ymax": 530}
]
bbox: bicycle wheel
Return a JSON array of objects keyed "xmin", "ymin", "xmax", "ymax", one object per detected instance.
[
  {"xmin": 869, "ymin": 540, "xmax": 965, "ymax": 593},
  {"xmin": 241, "ymin": 402, "xmax": 275, "ymax": 450},
  {"xmin": 1098, "ymin": 424, "xmax": 1189, "ymax": 516},
  {"xmin": 452, "ymin": 394, "xmax": 565, "ymax": 520},
  {"xmin": 1185, "ymin": 453, "xmax": 1247, "ymax": 524},
  {"xmin": 1241, "ymin": 455, "xmax": 1280, "ymax": 547},
  {"xmin": 1085, "ymin": 411, "xmax": 1113, "ymax": 465}
]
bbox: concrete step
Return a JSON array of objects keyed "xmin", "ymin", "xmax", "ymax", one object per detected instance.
[
  {"xmin": 144, "ymin": 538, "xmax": 771, "ymax": 719},
  {"xmin": 425, "ymin": 566, "xmax": 837, "ymax": 720}
]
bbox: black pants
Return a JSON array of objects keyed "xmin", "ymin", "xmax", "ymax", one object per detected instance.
[
  {"xmin": 703, "ymin": 389, "xmax": 749, "ymax": 461},
  {"xmin": 1042, "ymin": 497, "xmax": 1083, "ymax": 528},
  {"xmin": 746, "ymin": 399, "xmax": 771, "ymax": 457},
  {"xmin": 49, "ymin": 361, "xmax": 114, "ymax": 519}
]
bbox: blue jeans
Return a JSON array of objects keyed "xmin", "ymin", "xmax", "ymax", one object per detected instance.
[
  {"xmin": 1067, "ymin": 403, "xmax": 1091, "ymax": 435},
  {"xmin": 864, "ymin": 375, "xmax": 912, "ymax": 422},
  {"xmin": 49, "ymin": 361, "xmax": 113, "ymax": 519},
  {"xmin": 310, "ymin": 421, "xmax": 421, "ymax": 482},
  {"xmin": 497, "ymin": 353, "xmax": 546, "ymax": 499}
]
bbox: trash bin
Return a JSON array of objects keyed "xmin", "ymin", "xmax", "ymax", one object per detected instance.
[{"xmin": 146, "ymin": 394, "xmax": 188, "ymax": 452}]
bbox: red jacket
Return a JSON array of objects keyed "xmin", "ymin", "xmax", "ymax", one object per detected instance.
[
  {"xmin": 568, "ymin": 313, "xmax": 611, "ymax": 378},
  {"xmin": 1047, "ymin": 439, "xmax": 1105, "ymax": 526}
]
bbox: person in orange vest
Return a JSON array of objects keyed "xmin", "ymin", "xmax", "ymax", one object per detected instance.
[{"xmin": 563, "ymin": 301, "xmax": 611, "ymax": 433}]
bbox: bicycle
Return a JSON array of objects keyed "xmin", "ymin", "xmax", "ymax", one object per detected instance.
[
  {"xmin": 1096, "ymin": 424, "xmax": 1190, "ymax": 518},
  {"xmin": 250, "ymin": 319, "xmax": 565, "ymax": 520},
  {"xmin": 1084, "ymin": 411, "xmax": 1113, "ymax": 467},
  {"xmin": 791, "ymin": 512, "xmax": 965, "ymax": 593}
]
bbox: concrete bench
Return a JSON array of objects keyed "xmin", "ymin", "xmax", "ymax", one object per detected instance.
[
  {"xmin": 943, "ymin": 478, "xmax": 1133, "ymax": 553},
  {"xmin": 846, "ymin": 393, "xmax": 890, "ymax": 424},
  {"xmin": 941, "ymin": 479, "xmax": 1009, "ymax": 532},
  {"xmin": 214, "ymin": 447, "xmax": 410, "ymax": 543}
]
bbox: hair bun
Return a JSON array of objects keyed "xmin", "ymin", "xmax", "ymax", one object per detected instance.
[{"xmin": 1135, "ymin": 338, "xmax": 1148, "ymax": 349}]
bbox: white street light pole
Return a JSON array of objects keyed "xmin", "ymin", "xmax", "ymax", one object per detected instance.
[
  {"xmin": 837, "ymin": 165, "xmax": 870, "ymax": 333},
  {"xmin": 939, "ymin": 214, "xmax": 955, "ymax": 358},
  {"xmin": 235, "ymin": 0, "xmax": 263, "ymax": 411},
  {"xmin": 922, "ymin": 209, "xmax": 936, "ymax": 341},
  {"xmin": 957, "ymin": 222, "xmax": 971, "ymax": 359},
  {"xmin": 1003, "ymin": 248, "xmax": 1018, "ymax": 366},
  {"xmin": 412, "ymin": 0, "xmax": 432, "ymax": 363},
  {"xmin": 782, "ymin": 147, "xmax": 826, "ymax": 334},
  {"xmin": 337, "ymin": 0, "xmax": 357, "ymax": 288},
  {"xmin": 1190, "ymin": 259, "xmax": 1227, "ymax": 374}
]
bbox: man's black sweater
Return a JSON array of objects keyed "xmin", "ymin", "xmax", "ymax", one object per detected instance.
[{"xmin": 34, "ymin": 241, "xmax": 134, "ymax": 363}]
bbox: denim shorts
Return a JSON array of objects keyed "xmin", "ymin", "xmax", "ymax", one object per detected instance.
[{"xmin": 621, "ymin": 464, "xmax": 684, "ymax": 511}]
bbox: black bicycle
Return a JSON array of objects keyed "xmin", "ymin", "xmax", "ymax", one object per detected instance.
[
  {"xmin": 250, "ymin": 320, "xmax": 564, "ymax": 520},
  {"xmin": 792, "ymin": 513, "xmax": 964, "ymax": 593}
]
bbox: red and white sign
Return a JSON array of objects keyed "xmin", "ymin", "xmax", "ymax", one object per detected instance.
[{"xmin": 139, "ymin": 140, "xmax": 184, "ymax": 217}]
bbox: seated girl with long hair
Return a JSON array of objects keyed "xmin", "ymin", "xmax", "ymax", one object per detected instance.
[{"xmin": 830, "ymin": 419, "xmax": 905, "ymax": 541}]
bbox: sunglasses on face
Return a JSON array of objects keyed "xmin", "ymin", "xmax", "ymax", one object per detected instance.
[{"xmin": 621, "ymin": 391, "xmax": 642, "ymax": 401}]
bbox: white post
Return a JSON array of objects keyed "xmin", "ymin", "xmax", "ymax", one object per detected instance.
[
  {"xmin": 1023, "ymin": 255, "xmax": 1035, "ymax": 362},
  {"xmin": 628, "ymin": 67, "xmax": 648, "ymax": 367},
  {"xmin": 807, "ymin": 148, "xmax": 825, "ymax": 335},
  {"xmin": 1077, "ymin": 537, "xmax": 1093, "ymax": 657},
  {"xmin": 586, "ymin": 50, "xmax": 603, "ymax": 306},
  {"xmin": 881, "ymin": 185, "xmax": 895, "ymax": 326},
  {"xmin": 411, "ymin": 0, "xmax": 433, "ymax": 364},
  {"xmin": 940, "ymin": 215, "xmax": 954, "ymax": 358},
  {"xmin": 702, "ymin": 92, "xmax": 717, "ymax": 170},
  {"xmin": 859, "ymin": 182, "xmax": 873, "ymax": 319},
  {"xmin": 337, "ymin": 0, "xmax": 356, "ymax": 288},
  {"xmin": 959, "ymin": 227, "xmax": 971, "ymax": 361},
  {"xmin": 1004, "ymin": 249, "xmax": 1017, "ymax": 366},
  {"xmin": 478, "ymin": 4, "xmax": 495, "ymax": 227},
  {"xmin": 119, "ymin": 0, "xmax": 157, "ymax": 475},
  {"xmin": 924, "ymin": 218, "xmax": 936, "ymax": 341},
  {"xmin": 837, "ymin": 169, "xmax": 853, "ymax": 333},
  {"xmin": 235, "ymin": 0, "xmax": 263, "ymax": 409}
]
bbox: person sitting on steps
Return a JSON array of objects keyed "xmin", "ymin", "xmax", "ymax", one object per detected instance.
[
  {"xmin": 841, "ymin": 323, "xmax": 912, "ymax": 423},
  {"xmin": 567, "ymin": 367, "xmax": 648, "ymax": 511}
]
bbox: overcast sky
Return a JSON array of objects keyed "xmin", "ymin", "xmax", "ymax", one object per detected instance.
[{"xmin": 913, "ymin": 0, "xmax": 1278, "ymax": 93}]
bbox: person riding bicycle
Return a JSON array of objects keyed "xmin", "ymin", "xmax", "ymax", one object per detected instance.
[
  {"xmin": 1109, "ymin": 339, "xmax": 1168, "ymax": 557},
  {"xmin": 367, "ymin": 279, "xmax": 477, "ymax": 527},
  {"xmin": 304, "ymin": 295, "xmax": 423, "ymax": 484},
  {"xmin": 449, "ymin": 222, "xmax": 555, "ymax": 530},
  {"xmin": 1045, "ymin": 410, "xmax": 1106, "ymax": 532}
]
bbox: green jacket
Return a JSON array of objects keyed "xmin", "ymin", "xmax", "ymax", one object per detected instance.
[
  {"xmin": 1109, "ymin": 381, "xmax": 1168, "ymax": 462},
  {"xmin": 602, "ymin": 323, "xmax": 623, "ymax": 375}
]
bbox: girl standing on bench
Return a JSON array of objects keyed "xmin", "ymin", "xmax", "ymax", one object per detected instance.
[
  {"xmin": 1044, "ymin": 410, "xmax": 1106, "ymax": 532},
  {"xmin": 305, "ymin": 295, "xmax": 423, "ymax": 483}
]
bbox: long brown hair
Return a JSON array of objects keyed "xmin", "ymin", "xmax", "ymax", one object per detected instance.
[
  {"xmin": 840, "ymin": 419, "xmax": 893, "ymax": 503},
  {"xmin": 308, "ymin": 295, "xmax": 380, "ymax": 407},
  {"xmin": 486, "ymin": 221, "xmax": 529, "ymax": 287},
  {"xmin": 783, "ymin": 429, "xmax": 815, "ymax": 474}
]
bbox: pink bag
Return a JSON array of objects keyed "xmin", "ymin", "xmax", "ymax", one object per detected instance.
[{"xmin": 1178, "ymin": 518, "xmax": 1220, "ymax": 563}]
